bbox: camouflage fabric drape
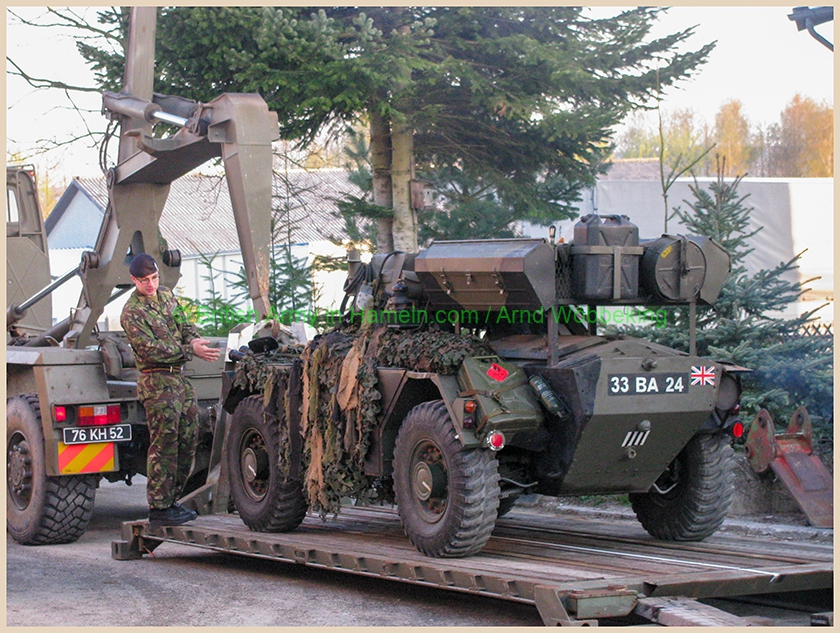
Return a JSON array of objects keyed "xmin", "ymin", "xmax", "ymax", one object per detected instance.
[{"xmin": 233, "ymin": 324, "xmax": 494, "ymax": 516}]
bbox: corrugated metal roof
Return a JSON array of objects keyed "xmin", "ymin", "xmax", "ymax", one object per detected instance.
[{"xmin": 74, "ymin": 169, "xmax": 361, "ymax": 255}]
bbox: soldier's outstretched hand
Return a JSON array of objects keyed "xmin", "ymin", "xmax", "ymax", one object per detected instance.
[{"xmin": 191, "ymin": 338, "xmax": 221, "ymax": 362}]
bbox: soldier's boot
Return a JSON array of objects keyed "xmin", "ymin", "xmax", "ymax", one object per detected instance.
[{"xmin": 149, "ymin": 504, "xmax": 197, "ymax": 527}]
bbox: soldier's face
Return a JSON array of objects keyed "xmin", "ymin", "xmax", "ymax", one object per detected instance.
[{"xmin": 131, "ymin": 272, "xmax": 160, "ymax": 297}]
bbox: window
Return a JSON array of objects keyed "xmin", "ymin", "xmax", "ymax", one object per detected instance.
[{"xmin": 7, "ymin": 187, "xmax": 19, "ymax": 224}]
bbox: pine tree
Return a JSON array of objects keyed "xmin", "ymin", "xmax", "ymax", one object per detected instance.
[
  {"xmin": 334, "ymin": 127, "xmax": 387, "ymax": 251},
  {"xmin": 637, "ymin": 158, "xmax": 833, "ymax": 437},
  {"xmin": 74, "ymin": 6, "xmax": 714, "ymax": 251},
  {"xmin": 228, "ymin": 168, "xmax": 316, "ymax": 323},
  {"xmin": 187, "ymin": 251, "xmax": 245, "ymax": 337}
]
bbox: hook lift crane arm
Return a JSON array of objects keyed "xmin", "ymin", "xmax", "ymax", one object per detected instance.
[{"xmin": 65, "ymin": 6, "xmax": 278, "ymax": 348}]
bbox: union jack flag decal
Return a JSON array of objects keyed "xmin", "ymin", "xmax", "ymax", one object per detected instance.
[{"xmin": 690, "ymin": 366, "xmax": 716, "ymax": 386}]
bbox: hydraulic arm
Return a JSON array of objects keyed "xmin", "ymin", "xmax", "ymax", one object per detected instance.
[{"xmin": 66, "ymin": 6, "xmax": 278, "ymax": 348}]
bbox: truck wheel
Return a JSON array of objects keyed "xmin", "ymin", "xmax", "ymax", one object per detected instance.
[
  {"xmin": 393, "ymin": 400, "xmax": 500, "ymax": 557},
  {"xmin": 227, "ymin": 395, "xmax": 307, "ymax": 532},
  {"xmin": 7, "ymin": 395, "xmax": 96, "ymax": 545},
  {"xmin": 630, "ymin": 432, "xmax": 734, "ymax": 541}
]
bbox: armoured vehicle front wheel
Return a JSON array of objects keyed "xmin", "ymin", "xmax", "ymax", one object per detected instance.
[
  {"xmin": 7, "ymin": 395, "xmax": 96, "ymax": 545},
  {"xmin": 228, "ymin": 396, "xmax": 307, "ymax": 532},
  {"xmin": 630, "ymin": 432, "xmax": 735, "ymax": 541},
  {"xmin": 393, "ymin": 400, "xmax": 500, "ymax": 557}
]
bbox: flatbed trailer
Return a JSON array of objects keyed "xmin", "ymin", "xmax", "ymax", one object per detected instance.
[{"xmin": 112, "ymin": 506, "xmax": 833, "ymax": 626}]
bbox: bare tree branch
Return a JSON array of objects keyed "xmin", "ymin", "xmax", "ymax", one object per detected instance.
[
  {"xmin": 8, "ymin": 133, "xmax": 105, "ymax": 155},
  {"xmin": 6, "ymin": 57, "xmax": 100, "ymax": 93},
  {"xmin": 8, "ymin": 7, "xmax": 122, "ymax": 43},
  {"xmin": 64, "ymin": 89, "xmax": 98, "ymax": 141}
]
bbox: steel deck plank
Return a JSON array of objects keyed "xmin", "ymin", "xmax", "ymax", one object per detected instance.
[{"xmin": 114, "ymin": 506, "xmax": 833, "ymax": 620}]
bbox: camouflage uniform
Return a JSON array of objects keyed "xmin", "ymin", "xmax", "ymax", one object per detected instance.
[{"xmin": 120, "ymin": 286, "xmax": 200, "ymax": 510}]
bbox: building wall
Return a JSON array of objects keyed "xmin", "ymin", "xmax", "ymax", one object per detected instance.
[{"xmin": 47, "ymin": 187, "xmax": 104, "ymax": 250}]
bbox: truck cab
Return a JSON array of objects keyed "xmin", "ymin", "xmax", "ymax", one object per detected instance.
[{"xmin": 7, "ymin": 165, "xmax": 52, "ymax": 340}]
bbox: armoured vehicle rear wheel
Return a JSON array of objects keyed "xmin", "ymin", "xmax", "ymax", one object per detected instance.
[
  {"xmin": 393, "ymin": 400, "xmax": 500, "ymax": 557},
  {"xmin": 7, "ymin": 395, "xmax": 96, "ymax": 545},
  {"xmin": 630, "ymin": 432, "xmax": 734, "ymax": 541},
  {"xmin": 228, "ymin": 396, "xmax": 307, "ymax": 532}
]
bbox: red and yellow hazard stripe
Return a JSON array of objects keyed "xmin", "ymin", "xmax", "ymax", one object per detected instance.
[{"xmin": 58, "ymin": 441, "xmax": 117, "ymax": 474}]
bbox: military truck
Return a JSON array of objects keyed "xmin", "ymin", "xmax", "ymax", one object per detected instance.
[
  {"xmin": 220, "ymin": 218, "xmax": 746, "ymax": 558},
  {"xmin": 6, "ymin": 7, "xmax": 280, "ymax": 545}
]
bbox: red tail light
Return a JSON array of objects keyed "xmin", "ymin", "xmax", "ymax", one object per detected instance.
[
  {"xmin": 487, "ymin": 431, "xmax": 505, "ymax": 451},
  {"xmin": 463, "ymin": 400, "xmax": 478, "ymax": 429},
  {"xmin": 54, "ymin": 406, "xmax": 67, "ymax": 422},
  {"xmin": 78, "ymin": 404, "xmax": 121, "ymax": 426},
  {"xmin": 731, "ymin": 421, "xmax": 744, "ymax": 438}
]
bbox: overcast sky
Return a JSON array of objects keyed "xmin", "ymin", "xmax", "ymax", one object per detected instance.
[{"xmin": 5, "ymin": 6, "xmax": 835, "ymax": 182}]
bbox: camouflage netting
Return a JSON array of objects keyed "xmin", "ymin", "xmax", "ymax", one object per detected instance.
[
  {"xmin": 233, "ymin": 324, "xmax": 494, "ymax": 517},
  {"xmin": 232, "ymin": 343, "xmax": 305, "ymax": 394}
]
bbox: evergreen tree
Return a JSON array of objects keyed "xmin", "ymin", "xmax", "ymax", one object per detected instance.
[
  {"xmin": 187, "ymin": 251, "xmax": 244, "ymax": 337},
  {"xmin": 416, "ymin": 167, "xmax": 519, "ymax": 244},
  {"xmin": 228, "ymin": 167, "xmax": 316, "ymax": 322},
  {"xmin": 634, "ymin": 158, "xmax": 833, "ymax": 436},
  {"xmin": 75, "ymin": 6, "xmax": 713, "ymax": 251},
  {"xmin": 334, "ymin": 127, "xmax": 385, "ymax": 250}
]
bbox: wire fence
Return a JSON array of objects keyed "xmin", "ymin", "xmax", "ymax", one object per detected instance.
[{"xmin": 798, "ymin": 321, "xmax": 834, "ymax": 338}]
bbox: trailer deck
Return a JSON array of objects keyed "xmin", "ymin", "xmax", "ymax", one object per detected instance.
[{"xmin": 112, "ymin": 506, "xmax": 832, "ymax": 625}]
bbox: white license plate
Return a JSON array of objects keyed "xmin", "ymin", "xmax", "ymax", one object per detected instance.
[
  {"xmin": 62, "ymin": 424, "xmax": 133, "ymax": 445},
  {"xmin": 607, "ymin": 373, "xmax": 689, "ymax": 396}
]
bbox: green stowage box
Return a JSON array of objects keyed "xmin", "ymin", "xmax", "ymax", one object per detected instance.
[{"xmin": 457, "ymin": 357, "xmax": 544, "ymax": 435}]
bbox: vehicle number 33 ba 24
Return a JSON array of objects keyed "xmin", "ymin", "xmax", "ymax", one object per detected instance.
[{"xmin": 608, "ymin": 373, "xmax": 688, "ymax": 396}]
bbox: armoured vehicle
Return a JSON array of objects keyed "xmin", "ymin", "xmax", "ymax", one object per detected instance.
[{"xmin": 220, "ymin": 218, "xmax": 745, "ymax": 558}]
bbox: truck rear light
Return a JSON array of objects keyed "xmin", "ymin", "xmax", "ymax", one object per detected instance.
[
  {"xmin": 54, "ymin": 406, "xmax": 67, "ymax": 422},
  {"xmin": 730, "ymin": 421, "xmax": 744, "ymax": 438},
  {"xmin": 78, "ymin": 404, "xmax": 121, "ymax": 426}
]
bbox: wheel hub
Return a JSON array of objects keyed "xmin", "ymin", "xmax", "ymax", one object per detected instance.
[
  {"xmin": 239, "ymin": 429, "xmax": 269, "ymax": 500},
  {"xmin": 242, "ymin": 448, "xmax": 260, "ymax": 484},
  {"xmin": 410, "ymin": 443, "xmax": 448, "ymax": 519},
  {"xmin": 413, "ymin": 461, "xmax": 447, "ymax": 501},
  {"xmin": 7, "ymin": 435, "xmax": 33, "ymax": 509}
]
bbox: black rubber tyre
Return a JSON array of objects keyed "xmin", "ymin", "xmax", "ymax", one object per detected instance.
[
  {"xmin": 227, "ymin": 395, "xmax": 307, "ymax": 532},
  {"xmin": 630, "ymin": 432, "xmax": 734, "ymax": 541},
  {"xmin": 7, "ymin": 395, "xmax": 96, "ymax": 545},
  {"xmin": 393, "ymin": 400, "xmax": 500, "ymax": 558}
]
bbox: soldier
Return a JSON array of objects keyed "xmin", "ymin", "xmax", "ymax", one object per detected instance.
[{"xmin": 120, "ymin": 254, "xmax": 221, "ymax": 527}]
